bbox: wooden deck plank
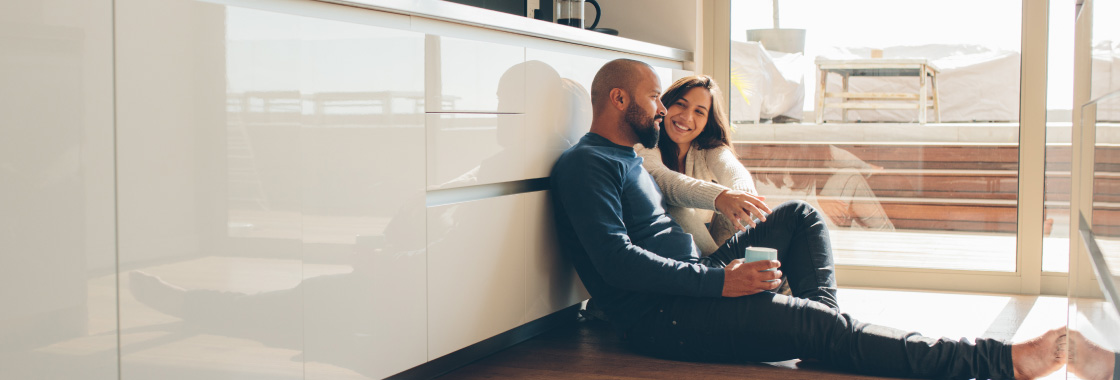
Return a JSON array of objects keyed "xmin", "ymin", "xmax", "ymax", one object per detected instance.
[{"xmin": 731, "ymin": 142, "xmax": 1120, "ymax": 234}]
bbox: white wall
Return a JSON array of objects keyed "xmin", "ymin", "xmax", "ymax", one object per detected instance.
[{"xmin": 595, "ymin": 0, "xmax": 699, "ymax": 53}]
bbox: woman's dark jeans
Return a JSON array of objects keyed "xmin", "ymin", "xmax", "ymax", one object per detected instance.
[{"xmin": 625, "ymin": 201, "xmax": 1014, "ymax": 379}]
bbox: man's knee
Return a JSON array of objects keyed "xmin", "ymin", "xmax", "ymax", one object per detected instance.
[
  {"xmin": 776, "ymin": 199, "xmax": 816, "ymax": 216},
  {"xmin": 773, "ymin": 200, "xmax": 827, "ymax": 226}
]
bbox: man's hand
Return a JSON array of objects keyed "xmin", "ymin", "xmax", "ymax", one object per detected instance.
[
  {"xmin": 721, "ymin": 259, "xmax": 782, "ymax": 297},
  {"xmin": 714, "ymin": 190, "xmax": 771, "ymax": 230}
]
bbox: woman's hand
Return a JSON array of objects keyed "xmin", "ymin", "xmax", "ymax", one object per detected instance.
[
  {"xmin": 721, "ymin": 259, "xmax": 783, "ymax": 297},
  {"xmin": 714, "ymin": 190, "xmax": 771, "ymax": 230}
]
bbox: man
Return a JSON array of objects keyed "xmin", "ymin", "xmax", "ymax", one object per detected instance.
[{"xmin": 549, "ymin": 58, "xmax": 1067, "ymax": 379}]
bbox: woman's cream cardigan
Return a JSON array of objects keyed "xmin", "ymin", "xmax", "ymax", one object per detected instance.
[{"xmin": 636, "ymin": 144, "xmax": 758, "ymax": 255}]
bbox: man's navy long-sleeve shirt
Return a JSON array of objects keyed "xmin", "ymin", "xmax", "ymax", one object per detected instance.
[{"xmin": 550, "ymin": 133, "xmax": 725, "ymax": 328}]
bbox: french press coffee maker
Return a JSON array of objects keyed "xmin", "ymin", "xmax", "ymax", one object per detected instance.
[{"xmin": 555, "ymin": 0, "xmax": 600, "ymax": 30}]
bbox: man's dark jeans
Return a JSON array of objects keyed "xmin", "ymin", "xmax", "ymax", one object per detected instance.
[{"xmin": 624, "ymin": 201, "xmax": 1015, "ymax": 379}]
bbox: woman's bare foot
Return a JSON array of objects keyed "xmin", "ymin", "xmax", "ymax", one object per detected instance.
[
  {"xmin": 1012, "ymin": 327, "xmax": 1068, "ymax": 379},
  {"xmin": 1069, "ymin": 330, "xmax": 1117, "ymax": 380}
]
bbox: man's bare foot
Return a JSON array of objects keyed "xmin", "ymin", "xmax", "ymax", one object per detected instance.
[
  {"xmin": 1069, "ymin": 330, "xmax": 1116, "ymax": 380},
  {"xmin": 1012, "ymin": 327, "xmax": 1068, "ymax": 379}
]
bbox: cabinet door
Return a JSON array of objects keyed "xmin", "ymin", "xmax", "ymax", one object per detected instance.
[
  {"xmin": 522, "ymin": 192, "xmax": 589, "ymax": 322},
  {"xmin": 524, "ymin": 48, "xmax": 605, "ymax": 160},
  {"xmin": 426, "ymin": 193, "xmax": 528, "ymax": 359},
  {"xmin": 299, "ymin": 10, "xmax": 428, "ymax": 380},
  {"xmin": 117, "ymin": 2, "xmax": 306, "ymax": 379},
  {"xmin": 425, "ymin": 35, "xmax": 525, "ymax": 113},
  {"xmin": 117, "ymin": 2, "xmax": 428, "ymax": 379},
  {"xmin": 427, "ymin": 190, "xmax": 587, "ymax": 358},
  {"xmin": 0, "ymin": 0, "xmax": 117, "ymax": 378},
  {"xmin": 426, "ymin": 113, "xmax": 539, "ymax": 189}
]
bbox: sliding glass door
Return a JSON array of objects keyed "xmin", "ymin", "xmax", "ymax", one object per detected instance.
[{"xmin": 724, "ymin": 0, "xmax": 1059, "ymax": 293}]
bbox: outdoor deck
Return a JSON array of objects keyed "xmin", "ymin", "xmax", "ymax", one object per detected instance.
[
  {"xmin": 724, "ymin": 121, "xmax": 1120, "ymax": 273},
  {"xmin": 733, "ymin": 136, "xmax": 1120, "ymax": 237}
]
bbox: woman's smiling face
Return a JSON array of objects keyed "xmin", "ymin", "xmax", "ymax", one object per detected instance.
[{"xmin": 663, "ymin": 86, "xmax": 712, "ymax": 147}]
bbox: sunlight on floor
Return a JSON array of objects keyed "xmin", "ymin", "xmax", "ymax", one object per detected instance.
[{"xmin": 839, "ymin": 287, "xmax": 1071, "ymax": 379}]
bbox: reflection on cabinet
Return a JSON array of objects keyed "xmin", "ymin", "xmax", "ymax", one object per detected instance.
[
  {"xmin": 298, "ymin": 9, "xmax": 427, "ymax": 380},
  {"xmin": 426, "ymin": 191, "xmax": 586, "ymax": 359},
  {"xmin": 426, "ymin": 113, "xmax": 528, "ymax": 189},
  {"xmin": 117, "ymin": 2, "xmax": 301, "ymax": 378},
  {"xmin": 426, "ymin": 110, "xmax": 589, "ymax": 190},
  {"xmin": 116, "ymin": 1, "xmax": 427, "ymax": 378},
  {"xmin": 427, "ymin": 193, "xmax": 528, "ymax": 359},
  {"xmin": 522, "ymin": 192, "xmax": 589, "ymax": 322},
  {"xmin": 0, "ymin": 0, "xmax": 117, "ymax": 378},
  {"xmin": 5, "ymin": 0, "xmax": 686, "ymax": 377},
  {"xmin": 425, "ymin": 35, "xmax": 525, "ymax": 113}
]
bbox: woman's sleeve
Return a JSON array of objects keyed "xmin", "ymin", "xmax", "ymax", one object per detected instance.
[
  {"xmin": 709, "ymin": 146, "xmax": 758, "ymax": 195},
  {"xmin": 636, "ymin": 146, "xmax": 726, "ymax": 210}
]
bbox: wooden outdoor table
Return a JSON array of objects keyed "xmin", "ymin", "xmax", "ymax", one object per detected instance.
[{"xmin": 816, "ymin": 58, "xmax": 941, "ymax": 124}]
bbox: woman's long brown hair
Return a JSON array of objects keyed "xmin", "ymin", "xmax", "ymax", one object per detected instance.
[{"xmin": 657, "ymin": 75, "xmax": 734, "ymax": 172}]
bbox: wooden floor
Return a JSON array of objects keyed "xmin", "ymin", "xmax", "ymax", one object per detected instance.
[{"xmin": 438, "ymin": 288, "xmax": 1072, "ymax": 380}]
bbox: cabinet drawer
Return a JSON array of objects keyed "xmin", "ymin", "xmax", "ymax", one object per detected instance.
[
  {"xmin": 521, "ymin": 192, "xmax": 588, "ymax": 321},
  {"xmin": 425, "ymin": 35, "xmax": 524, "ymax": 113},
  {"xmin": 426, "ymin": 193, "xmax": 528, "ymax": 359},
  {"xmin": 428, "ymin": 113, "xmax": 566, "ymax": 190}
]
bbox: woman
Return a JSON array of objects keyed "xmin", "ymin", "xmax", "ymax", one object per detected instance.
[
  {"xmin": 640, "ymin": 76, "xmax": 895, "ymax": 257},
  {"xmin": 637, "ymin": 75, "xmax": 763, "ymax": 255}
]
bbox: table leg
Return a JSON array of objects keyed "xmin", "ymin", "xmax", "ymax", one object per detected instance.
[
  {"xmin": 841, "ymin": 73, "xmax": 850, "ymax": 123},
  {"xmin": 816, "ymin": 67, "xmax": 827, "ymax": 124},
  {"xmin": 919, "ymin": 65, "xmax": 928, "ymax": 125},
  {"xmin": 931, "ymin": 71, "xmax": 941, "ymax": 123}
]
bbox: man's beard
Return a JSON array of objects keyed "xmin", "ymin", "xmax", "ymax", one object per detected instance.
[{"xmin": 625, "ymin": 101, "xmax": 661, "ymax": 149}]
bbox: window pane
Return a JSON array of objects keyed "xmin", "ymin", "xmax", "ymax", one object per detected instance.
[
  {"xmin": 1093, "ymin": 95, "xmax": 1120, "ymax": 267},
  {"xmin": 730, "ymin": 0, "xmax": 1021, "ymax": 271},
  {"xmin": 1043, "ymin": 0, "xmax": 1076, "ymax": 273},
  {"xmin": 1090, "ymin": 0, "xmax": 1120, "ymax": 270}
]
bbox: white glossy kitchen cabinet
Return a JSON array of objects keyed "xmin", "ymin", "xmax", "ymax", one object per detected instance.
[
  {"xmin": 3, "ymin": 0, "xmax": 688, "ymax": 377},
  {"xmin": 116, "ymin": 1, "xmax": 305, "ymax": 378},
  {"xmin": 426, "ymin": 50, "xmax": 618, "ymax": 190},
  {"xmin": 526, "ymin": 47, "xmax": 611, "ymax": 91},
  {"xmin": 521, "ymin": 192, "xmax": 589, "ymax": 322},
  {"xmin": 426, "ymin": 193, "xmax": 529, "ymax": 359},
  {"xmin": 0, "ymin": 0, "xmax": 118, "ymax": 378},
  {"xmin": 426, "ymin": 191, "xmax": 586, "ymax": 359},
  {"xmin": 426, "ymin": 113, "xmax": 537, "ymax": 189},
  {"xmin": 425, "ymin": 35, "xmax": 526, "ymax": 113},
  {"xmin": 116, "ymin": 1, "xmax": 426, "ymax": 378},
  {"xmin": 298, "ymin": 9, "xmax": 427, "ymax": 379},
  {"xmin": 523, "ymin": 48, "xmax": 604, "ymax": 153}
]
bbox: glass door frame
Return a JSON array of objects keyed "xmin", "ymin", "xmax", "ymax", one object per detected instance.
[
  {"xmin": 1070, "ymin": 0, "xmax": 1113, "ymax": 298},
  {"xmin": 705, "ymin": 0, "xmax": 1062, "ymax": 295}
]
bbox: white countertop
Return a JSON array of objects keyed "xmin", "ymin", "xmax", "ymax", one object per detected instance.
[{"xmin": 313, "ymin": 0, "xmax": 692, "ymax": 62}]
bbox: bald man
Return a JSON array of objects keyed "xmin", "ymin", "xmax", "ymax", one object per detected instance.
[{"xmin": 550, "ymin": 58, "xmax": 1067, "ymax": 379}]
